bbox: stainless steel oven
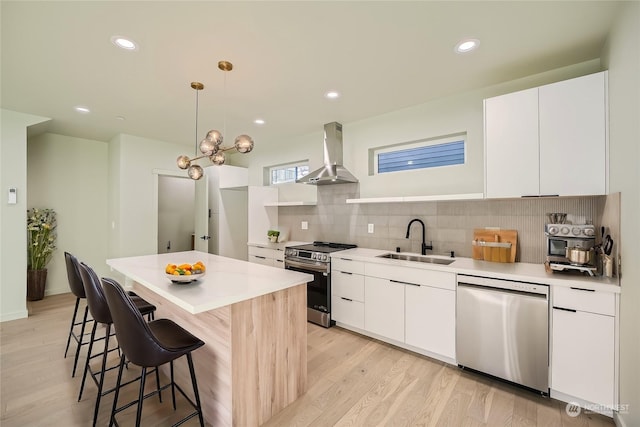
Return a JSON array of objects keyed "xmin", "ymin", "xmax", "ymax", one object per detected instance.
[{"xmin": 284, "ymin": 242, "xmax": 356, "ymax": 328}]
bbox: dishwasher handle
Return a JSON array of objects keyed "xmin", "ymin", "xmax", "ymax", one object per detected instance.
[{"xmin": 457, "ymin": 274, "xmax": 548, "ymax": 297}]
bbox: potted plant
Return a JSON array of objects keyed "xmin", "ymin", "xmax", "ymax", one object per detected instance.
[
  {"xmin": 267, "ymin": 229, "xmax": 280, "ymax": 243},
  {"xmin": 27, "ymin": 208, "xmax": 57, "ymax": 301}
]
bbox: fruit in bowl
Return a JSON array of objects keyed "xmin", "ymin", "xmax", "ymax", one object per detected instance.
[{"xmin": 165, "ymin": 261, "xmax": 206, "ymax": 276}]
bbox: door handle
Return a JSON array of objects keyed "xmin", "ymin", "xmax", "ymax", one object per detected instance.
[{"xmin": 200, "ymin": 235, "xmax": 210, "ymax": 240}]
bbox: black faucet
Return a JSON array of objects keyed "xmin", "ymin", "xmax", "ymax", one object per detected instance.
[{"xmin": 406, "ymin": 218, "xmax": 433, "ymax": 255}]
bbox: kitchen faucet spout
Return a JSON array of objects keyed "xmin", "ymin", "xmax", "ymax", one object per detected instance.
[{"xmin": 406, "ymin": 218, "xmax": 433, "ymax": 255}]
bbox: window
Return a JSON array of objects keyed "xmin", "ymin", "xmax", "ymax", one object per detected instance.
[
  {"xmin": 374, "ymin": 134, "xmax": 466, "ymax": 174},
  {"xmin": 269, "ymin": 162, "xmax": 309, "ymax": 185}
]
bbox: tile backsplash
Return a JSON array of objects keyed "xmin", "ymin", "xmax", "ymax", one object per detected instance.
[{"xmin": 278, "ymin": 183, "xmax": 606, "ymax": 264}]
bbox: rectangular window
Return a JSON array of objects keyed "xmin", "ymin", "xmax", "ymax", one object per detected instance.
[
  {"xmin": 269, "ymin": 162, "xmax": 309, "ymax": 185},
  {"xmin": 374, "ymin": 134, "xmax": 465, "ymax": 174}
]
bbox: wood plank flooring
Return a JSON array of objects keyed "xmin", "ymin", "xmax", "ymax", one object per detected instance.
[{"xmin": 1, "ymin": 293, "xmax": 614, "ymax": 427}]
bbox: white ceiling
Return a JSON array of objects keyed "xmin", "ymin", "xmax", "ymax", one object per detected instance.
[{"xmin": 1, "ymin": 1, "xmax": 623, "ymax": 148}]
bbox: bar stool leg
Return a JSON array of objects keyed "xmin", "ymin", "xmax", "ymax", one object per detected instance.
[
  {"xmin": 64, "ymin": 297, "xmax": 80, "ymax": 357},
  {"xmin": 109, "ymin": 354, "xmax": 126, "ymax": 427},
  {"xmin": 78, "ymin": 321, "xmax": 98, "ymax": 401},
  {"xmin": 187, "ymin": 353, "xmax": 205, "ymax": 427},
  {"xmin": 72, "ymin": 305, "xmax": 90, "ymax": 377},
  {"xmin": 170, "ymin": 360, "xmax": 177, "ymax": 410},
  {"xmin": 136, "ymin": 367, "xmax": 147, "ymax": 427},
  {"xmin": 91, "ymin": 323, "xmax": 112, "ymax": 427}
]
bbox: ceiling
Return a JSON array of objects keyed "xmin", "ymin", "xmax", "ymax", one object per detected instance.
[{"xmin": 1, "ymin": 1, "xmax": 623, "ymax": 149}]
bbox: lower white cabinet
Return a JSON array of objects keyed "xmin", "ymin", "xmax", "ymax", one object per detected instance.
[
  {"xmin": 364, "ymin": 276, "xmax": 405, "ymax": 343},
  {"xmin": 247, "ymin": 245, "xmax": 284, "ymax": 268},
  {"xmin": 331, "ymin": 258, "xmax": 365, "ymax": 329},
  {"xmin": 551, "ymin": 287, "xmax": 616, "ymax": 408},
  {"xmin": 405, "ymin": 284, "xmax": 456, "ymax": 359}
]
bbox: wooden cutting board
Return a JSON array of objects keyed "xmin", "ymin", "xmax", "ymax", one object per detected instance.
[{"xmin": 472, "ymin": 228, "xmax": 518, "ymax": 263}]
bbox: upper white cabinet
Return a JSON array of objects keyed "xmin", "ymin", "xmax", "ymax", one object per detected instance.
[
  {"xmin": 485, "ymin": 71, "xmax": 607, "ymax": 198},
  {"xmin": 485, "ymin": 88, "xmax": 540, "ymax": 198}
]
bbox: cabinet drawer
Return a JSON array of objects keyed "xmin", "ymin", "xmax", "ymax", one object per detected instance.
[
  {"xmin": 248, "ymin": 246, "xmax": 275, "ymax": 259},
  {"xmin": 274, "ymin": 249, "xmax": 285, "ymax": 261},
  {"xmin": 274, "ymin": 258, "xmax": 285, "ymax": 269},
  {"xmin": 248, "ymin": 254, "xmax": 274, "ymax": 267},
  {"xmin": 365, "ymin": 263, "xmax": 455, "ymax": 290},
  {"xmin": 331, "ymin": 296, "xmax": 364, "ymax": 329},
  {"xmin": 332, "ymin": 257, "xmax": 365, "ymax": 274},
  {"xmin": 553, "ymin": 287, "xmax": 615, "ymax": 316},
  {"xmin": 332, "ymin": 271, "xmax": 364, "ymax": 301}
]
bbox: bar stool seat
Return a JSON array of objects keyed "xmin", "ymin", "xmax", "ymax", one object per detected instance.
[
  {"xmin": 77, "ymin": 261, "xmax": 157, "ymax": 427},
  {"xmin": 102, "ymin": 277, "xmax": 205, "ymax": 427}
]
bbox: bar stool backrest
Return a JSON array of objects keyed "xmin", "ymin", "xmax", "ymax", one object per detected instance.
[
  {"xmin": 102, "ymin": 278, "xmax": 170, "ymax": 368},
  {"xmin": 64, "ymin": 252, "xmax": 85, "ymax": 298},
  {"xmin": 78, "ymin": 262, "xmax": 112, "ymax": 325}
]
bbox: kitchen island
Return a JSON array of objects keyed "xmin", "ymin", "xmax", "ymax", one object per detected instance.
[{"xmin": 107, "ymin": 251, "xmax": 313, "ymax": 427}]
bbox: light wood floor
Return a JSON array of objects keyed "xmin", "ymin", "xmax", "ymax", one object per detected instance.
[{"xmin": 1, "ymin": 293, "xmax": 614, "ymax": 427}]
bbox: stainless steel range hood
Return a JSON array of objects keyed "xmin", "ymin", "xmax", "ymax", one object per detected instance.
[{"xmin": 296, "ymin": 122, "xmax": 358, "ymax": 185}]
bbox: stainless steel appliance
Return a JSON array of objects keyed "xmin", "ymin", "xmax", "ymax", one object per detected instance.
[
  {"xmin": 284, "ymin": 241, "xmax": 356, "ymax": 327},
  {"xmin": 457, "ymin": 274, "xmax": 549, "ymax": 394},
  {"xmin": 545, "ymin": 223, "xmax": 597, "ymax": 276}
]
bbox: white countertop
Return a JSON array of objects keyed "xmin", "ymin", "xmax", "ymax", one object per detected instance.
[
  {"xmin": 107, "ymin": 251, "xmax": 313, "ymax": 314},
  {"xmin": 332, "ymin": 248, "xmax": 620, "ymax": 293}
]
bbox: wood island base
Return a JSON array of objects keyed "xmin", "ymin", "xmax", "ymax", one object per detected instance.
[{"xmin": 131, "ymin": 282, "xmax": 308, "ymax": 427}]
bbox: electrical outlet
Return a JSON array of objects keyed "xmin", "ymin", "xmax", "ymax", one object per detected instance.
[
  {"xmin": 368, "ymin": 223, "xmax": 374, "ymax": 233},
  {"xmin": 301, "ymin": 221, "xmax": 308, "ymax": 230}
]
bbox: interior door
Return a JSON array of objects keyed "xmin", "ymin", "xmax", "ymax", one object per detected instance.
[
  {"xmin": 193, "ymin": 172, "xmax": 209, "ymax": 252},
  {"xmin": 157, "ymin": 175, "xmax": 195, "ymax": 253}
]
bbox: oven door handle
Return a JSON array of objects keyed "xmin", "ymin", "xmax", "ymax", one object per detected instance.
[{"xmin": 285, "ymin": 259, "xmax": 328, "ymax": 274}]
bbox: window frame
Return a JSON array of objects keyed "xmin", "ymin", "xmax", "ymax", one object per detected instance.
[{"xmin": 268, "ymin": 161, "xmax": 310, "ymax": 185}]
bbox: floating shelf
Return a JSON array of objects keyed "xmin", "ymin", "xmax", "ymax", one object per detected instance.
[
  {"xmin": 263, "ymin": 201, "xmax": 317, "ymax": 207},
  {"xmin": 346, "ymin": 193, "xmax": 484, "ymax": 204}
]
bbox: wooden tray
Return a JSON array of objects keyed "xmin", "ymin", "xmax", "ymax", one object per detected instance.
[{"xmin": 472, "ymin": 229, "xmax": 517, "ymax": 263}]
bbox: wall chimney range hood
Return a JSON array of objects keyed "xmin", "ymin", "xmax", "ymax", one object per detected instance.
[{"xmin": 296, "ymin": 122, "xmax": 358, "ymax": 185}]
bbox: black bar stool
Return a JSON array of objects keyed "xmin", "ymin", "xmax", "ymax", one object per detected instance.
[
  {"xmin": 77, "ymin": 261, "xmax": 158, "ymax": 427},
  {"xmin": 102, "ymin": 277, "xmax": 205, "ymax": 427},
  {"xmin": 63, "ymin": 251, "xmax": 93, "ymax": 377}
]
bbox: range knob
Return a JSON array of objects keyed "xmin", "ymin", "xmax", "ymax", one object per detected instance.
[
  {"xmin": 322, "ymin": 254, "xmax": 328, "ymax": 261},
  {"xmin": 311, "ymin": 253, "xmax": 317, "ymax": 260},
  {"xmin": 561, "ymin": 226, "xmax": 570, "ymax": 235},
  {"xmin": 583, "ymin": 228, "xmax": 595, "ymax": 237},
  {"xmin": 572, "ymin": 227, "xmax": 582, "ymax": 236},
  {"xmin": 547, "ymin": 226, "xmax": 559, "ymax": 235}
]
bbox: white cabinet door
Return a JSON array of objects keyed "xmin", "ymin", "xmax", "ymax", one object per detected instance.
[
  {"xmin": 331, "ymin": 296, "xmax": 364, "ymax": 329},
  {"xmin": 405, "ymin": 284, "xmax": 456, "ymax": 359},
  {"xmin": 364, "ymin": 276, "xmax": 404, "ymax": 342},
  {"xmin": 485, "ymin": 88, "xmax": 540, "ymax": 198},
  {"xmin": 539, "ymin": 72, "xmax": 607, "ymax": 196},
  {"xmin": 551, "ymin": 308, "xmax": 614, "ymax": 406}
]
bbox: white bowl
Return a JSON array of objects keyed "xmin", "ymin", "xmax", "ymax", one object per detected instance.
[{"xmin": 166, "ymin": 271, "xmax": 205, "ymax": 283}]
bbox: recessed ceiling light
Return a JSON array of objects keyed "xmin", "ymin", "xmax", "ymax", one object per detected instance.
[
  {"xmin": 455, "ymin": 39, "xmax": 480, "ymax": 53},
  {"xmin": 74, "ymin": 106, "xmax": 90, "ymax": 114},
  {"xmin": 254, "ymin": 119, "xmax": 265, "ymax": 125},
  {"xmin": 325, "ymin": 91, "xmax": 340, "ymax": 99},
  {"xmin": 111, "ymin": 35, "xmax": 138, "ymax": 51}
]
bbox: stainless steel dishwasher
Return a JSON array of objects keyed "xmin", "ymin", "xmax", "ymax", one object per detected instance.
[{"xmin": 456, "ymin": 274, "xmax": 549, "ymax": 394}]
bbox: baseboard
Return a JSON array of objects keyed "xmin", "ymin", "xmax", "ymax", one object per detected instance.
[
  {"xmin": 1, "ymin": 309, "xmax": 28, "ymax": 322},
  {"xmin": 614, "ymin": 411, "xmax": 628, "ymax": 427}
]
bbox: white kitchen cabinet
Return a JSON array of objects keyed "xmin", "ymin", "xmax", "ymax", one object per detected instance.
[
  {"xmin": 331, "ymin": 258, "xmax": 365, "ymax": 329},
  {"xmin": 551, "ymin": 287, "xmax": 615, "ymax": 408},
  {"xmin": 405, "ymin": 283, "xmax": 456, "ymax": 359},
  {"xmin": 485, "ymin": 88, "xmax": 540, "ymax": 198},
  {"xmin": 539, "ymin": 72, "xmax": 607, "ymax": 196},
  {"xmin": 247, "ymin": 244, "xmax": 285, "ymax": 268},
  {"xmin": 364, "ymin": 276, "xmax": 405, "ymax": 343},
  {"xmin": 485, "ymin": 72, "xmax": 607, "ymax": 198}
]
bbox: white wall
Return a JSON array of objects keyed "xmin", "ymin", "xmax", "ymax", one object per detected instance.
[
  {"xmin": 601, "ymin": 2, "xmax": 640, "ymax": 426},
  {"xmin": 27, "ymin": 132, "xmax": 109, "ymax": 296},
  {"xmin": 235, "ymin": 60, "xmax": 602, "ymax": 200},
  {"xmin": 0, "ymin": 109, "xmax": 50, "ymax": 321},
  {"xmin": 108, "ymin": 134, "xmax": 189, "ymax": 258}
]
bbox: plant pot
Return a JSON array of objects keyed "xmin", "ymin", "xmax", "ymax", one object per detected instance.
[{"xmin": 27, "ymin": 269, "xmax": 47, "ymax": 301}]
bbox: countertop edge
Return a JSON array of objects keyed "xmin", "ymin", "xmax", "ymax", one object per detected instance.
[{"xmin": 331, "ymin": 248, "xmax": 620, "ymax": 293}]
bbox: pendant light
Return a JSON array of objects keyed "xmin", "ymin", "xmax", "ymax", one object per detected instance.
[{"xmin": 176, "ymin": 61, "xmax": 254, "ymax": 180}]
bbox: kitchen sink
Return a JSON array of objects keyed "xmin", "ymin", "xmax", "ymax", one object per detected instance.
[{"xmin": 377, "ymin": 253, "xmax": 455, "ymax": 265}]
